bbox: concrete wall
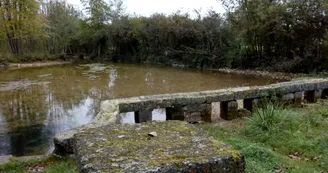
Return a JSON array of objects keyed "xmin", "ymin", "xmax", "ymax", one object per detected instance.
[{"xmin": 96, "ymin": 79, "xmax": 328, "ymax": 123}]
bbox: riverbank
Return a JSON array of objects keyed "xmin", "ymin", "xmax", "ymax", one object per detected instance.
[
  {"xmin": 0, "ymin": 53, "xmax": 76, "ymax": 69},
  {"xmin": 8, "ymin": 61, "xmax": 72, "ymax": 69},
  {"xmin": 0, "ymin": 54, "xmax": 322, "ymax": 81},
  {"xmin": 1, "ymin": 100, "xmax": 327, "ymax": 172}
]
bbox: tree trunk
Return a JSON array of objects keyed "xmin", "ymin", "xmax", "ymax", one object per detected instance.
[{"xmin": 7, "ymin": 35, "xmax": 21, "ymax": 54}]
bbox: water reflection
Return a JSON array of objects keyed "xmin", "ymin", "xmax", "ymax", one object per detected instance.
[{"xmin": 0, "ymin": 63, "xmax": 280, "ymax": 156}]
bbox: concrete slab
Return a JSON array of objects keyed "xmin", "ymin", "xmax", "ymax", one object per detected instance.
[{"xmin": 73, "ymin": 121, "xmax": 245, "ymax": 173}]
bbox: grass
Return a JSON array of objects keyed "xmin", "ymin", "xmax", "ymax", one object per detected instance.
[
  {"xmin": 1, "ymin": 101, "xmax": 328, "ymax": 172},
  {"xmin": 199, "ymin": 100, "xmax": 328, "ymax": 173},
  {"xmin": 0, "ymin": 156, "xmax": 77, "ymax": 173}
]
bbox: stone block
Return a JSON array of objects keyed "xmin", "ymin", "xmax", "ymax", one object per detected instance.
[
  {"xmin": 119, "ymin": 112, "xmax": 135, "ymax": 124},
  {"xmin": 282, "ymin": 93, "xmax": 295, "ymax": 104},
  {"xmin": 152, "ymin": 108, "xmax": 166, "ymax": 121},
  {"xmin": 294, "ymin": 92, "xmax": 303, "ymax": 105},
  {"xmin": 211, "ymin": 102, "xmax": 221, "ymax": 123},
  {"xmin": 237, "ymin": 100, "xmax": 244, "ymax": 109},
  {"xmin": 53, "ymin": 123, "xmax": 107, "ymax": 156},
  {"xmin": 315, "ymin": 90, "xmax": 322, "ymax": 102},
  {"xmin": 73, "ymin": 121, "xmax": 245, "ymax": 173},
  {"xmin": 172, "ymin": 104, "xmax": 211, "ymax": 123}
]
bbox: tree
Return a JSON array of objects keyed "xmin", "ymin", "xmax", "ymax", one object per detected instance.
[
  {"xmin": 44, "ymin": 0, "xmax": 80, "ymax": 55},
  {"xmin": 220, "ymin": 0, "xmax": 328, "ymax": 72},
  {"xmin": 81, "ymin": 0, "xmax": 110, "ymax": 56},
  {"xmin": 0, "ymin": 0, "xmax": 46, "ymax": 54}
]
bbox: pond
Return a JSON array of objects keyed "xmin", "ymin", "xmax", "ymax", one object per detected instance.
[{"xmin": 0, "ymin": 62, "xmax": 280, "ymax": 156}]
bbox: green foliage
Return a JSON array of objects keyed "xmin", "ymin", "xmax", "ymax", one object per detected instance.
[
  {"xmin": 1, "ymin": 0, "xmax": 328, "ymax": 72},
  {"xmin": 247, "ymin": 97, "xmax": 285, "ymax": 132},
  {"xmin": 199, "ymin": 100, "xmax": 328, "ymax": 172},
  {"xmin": 221, "ymin": 0, "xmax": 328, "ymax": 72},
  {"xmin": 0, "ymin": 0, "xmax": 46, "ymax": 54},
  {"xmin": 45, "ymin": 1, "xmax": 80, "ymax": 55}
]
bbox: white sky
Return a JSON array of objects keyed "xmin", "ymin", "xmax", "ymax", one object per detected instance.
[{"xmin": 68, "ymin": 0, "xmax": 225, "ymax": 17}]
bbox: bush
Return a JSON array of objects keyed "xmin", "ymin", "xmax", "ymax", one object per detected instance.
[{"xmin": 248, "ymin": 99, "xmax": 283, "ymax": 132}]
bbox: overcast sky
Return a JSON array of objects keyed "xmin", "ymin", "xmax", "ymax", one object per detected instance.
[{"xmin": 68, "ymin": 0, "xmax": 225, "ymax": 16}]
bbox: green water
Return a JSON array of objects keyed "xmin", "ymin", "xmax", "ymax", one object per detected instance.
[{"xmin": 0, "ymin": 62, "xmax": 280, "ymax": 156}]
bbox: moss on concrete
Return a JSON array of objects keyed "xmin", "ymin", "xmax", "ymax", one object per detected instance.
[{"xmin": 73, "ymin": 121, "xmax": 245, "ymax": 173}]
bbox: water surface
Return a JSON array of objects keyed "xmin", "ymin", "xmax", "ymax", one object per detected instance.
[{"xmin": 0, "ymin": 63, "xmax": 280, "ymax": 156}]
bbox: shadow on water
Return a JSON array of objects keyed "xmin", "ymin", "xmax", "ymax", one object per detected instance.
[{"xmin": 0, "ymin": 62, "xmax": 281, "ymax": 156}]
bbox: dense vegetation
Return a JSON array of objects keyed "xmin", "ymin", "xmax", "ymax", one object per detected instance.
[
  {"xmin": 2, "ymin": 100, "xmax": 328, "ymax": 172},
  {"xmin": 1, "ymin": 0, "xmax": 328, "ymax": 73}
]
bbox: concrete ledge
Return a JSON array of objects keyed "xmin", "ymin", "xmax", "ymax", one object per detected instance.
[
  {"xmin": 53, "ymin": 123, "xmax": 108, "ymax": 156},
  {"xmin": 73, "ymin": 121, "xmax": 245, "ymax": 173},
  {"xmin": 96, "ymin": 79, "xmax": 328, "ymax": 123}
]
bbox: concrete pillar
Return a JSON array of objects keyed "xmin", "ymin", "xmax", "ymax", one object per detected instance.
[
  {"xmin": 152, "ymin": 108, "xmax": 166, "ymax": 121},
  {"xmin": 294, "ymin": 92, "xmax": 304, "ymax": 105},
  {"xmin": 119, "ymin": 112, "xmax": 135, "ymax": 124},
  {"xmin": 282, "ymin": 93, "xmax": 295, "ymax": 104},
  {"xmin": 237, "ymin": 100, "xmax": 244, "ymax": 109},
  {"xmin": 211, "ymin": 102, "xmax": 221, "ymax": 123},
  {"xmin": 304, "ymin": 90, "xmax": 315, "ymax": 103},
  {"xmin": 315, "ymin": 90, "xmax": 322, "ymax": 102},
  {"xmin": 321, "ymin": 89, "xmax": 328, "ymax": 99},
  {"xmin": 220, "ymin": 101, "xmax": 238, "ymax": 120},
  {"xmin": 171, "ymin": 104, "xmax": 211, "ymax": 123},
  {"xmin": 243, "ymin": 98, "xmax": 254, "ymax": 112}
]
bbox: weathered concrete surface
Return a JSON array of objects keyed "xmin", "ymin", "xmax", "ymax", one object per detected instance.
[
  {"xmin": 73, "ymin": 121, "xmax": 245, "ymax": 173},
  {"xmin": 95, "ymin": 79, "xmax": 328, "ymax": 122},
  {"xmin": 281, "ymin": 93, "xmax": 295, "ymax": 104},
  {"xmin": 211, "ymin": 102, "xmax": 221, "ymax": 123},
  {"xmin": 294, "ymin": 92, "xmax": 304, "ymax": 104},
  {"xmin": 95, "ymin": 100, "xmax": 121, "ymax": 123},
  {"xmin": 172, "ymin": 104, "xmax": 212, "ymax": 123},
  {"xmin": 53, "ymin": 123, "xmax": 107, "ymax": 156}
]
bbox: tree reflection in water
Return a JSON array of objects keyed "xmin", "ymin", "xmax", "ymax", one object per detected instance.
[{"xmin": 0, "ymin": 63, "xmax": 279, "ymax": 156}]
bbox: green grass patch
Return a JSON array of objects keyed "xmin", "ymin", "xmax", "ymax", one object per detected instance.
[
  {"xmin": 0, "ymin": 156, "xmax": 77, "ymax": 173},
  {"xmin": 199, "ymin": 100, "xmax": 328, "ymax": 172}
]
